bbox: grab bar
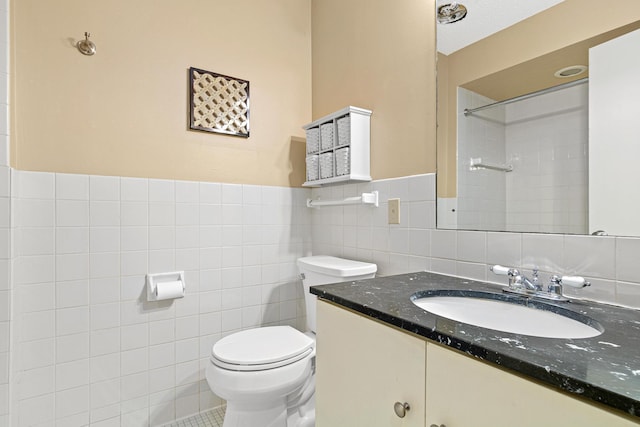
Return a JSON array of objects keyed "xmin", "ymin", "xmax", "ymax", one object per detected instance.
[
  {"xmin": 469, "ymin": 158, "xmax": 512, "ymax": 173},
  {"xmin": 307, "ymin": 191, "xmax": 379, "ymax": 208}
]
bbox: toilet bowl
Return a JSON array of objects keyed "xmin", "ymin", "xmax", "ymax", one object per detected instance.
[{"xmin": 205, "ymin": 256, "xmax": 377, "ymax": 427}]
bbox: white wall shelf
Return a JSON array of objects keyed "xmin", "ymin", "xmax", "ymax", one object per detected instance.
[{"xmin": 303, "ymin": 106, "xmax": 372, "ymax": 187}]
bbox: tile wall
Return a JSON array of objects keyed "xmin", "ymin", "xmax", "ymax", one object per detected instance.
[
  {"xmin": 310, "ymin": 175, "xmax": 436, "ymax": 276},
  {"xmin": 4, "ymin": 169, "xmax": 640, "ymax": 426},
  {"xmin": 311, "ymin": 173, "xmax": 640, "ymax": 309},
  {"xmin": 456, "ymin": 88, "xmax": 507, "ymax": 231},
  {"xmin": 10, "ymin": 171, "xmax": 311, "ymax": 426},
  {"xmin": 455, "ymin": 84, "xmax": 588, "ymax": 234},
  {"xmin": 0, "ymin": 0, "xmax": 10, "ymax": 425},
  {"xmin": 505, "ymin": 83, "xmax": 588, "ymax": 234}
]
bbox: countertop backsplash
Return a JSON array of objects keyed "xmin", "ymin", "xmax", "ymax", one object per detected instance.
[{"xmin": 310, "ymin": 173, "xmax": 640, "ymax": 310}]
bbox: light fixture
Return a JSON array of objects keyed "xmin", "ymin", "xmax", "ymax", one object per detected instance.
[
  {"xmin": 437, "ymin": 3, "xmax": 468, "ymax": 24},
  {"xmin": 76, "ymin": 32, "xmax": 96, "ymax": 56},
  {"xmin": 554, "ymin": 65, "xmax": 588, "ymax": 78}
]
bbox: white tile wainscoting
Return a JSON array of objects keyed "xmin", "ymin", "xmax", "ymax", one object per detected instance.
[
  {"xmin": 3, "ymin": 170, "xmax": 640, "ymax": 426},
  {"xmin": 310, "ymin": 174, "xmax": 436, "ymax": 276},
  {"xmin": 9, "ymin": 171, "xmax": 311, "ymax": 427},
  {"xmin": 0, "ymin": 0, "xmax": 10, "ymax": 424}
]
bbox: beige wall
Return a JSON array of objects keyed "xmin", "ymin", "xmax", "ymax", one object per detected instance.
[
  {"xmin": 438, "ymin": 0, "xmax": 640, "ymax": 198},
  {"xmin": 11, "ymin": 0, "xmax": 311, "ymax": 187},
  {"xmin": 311, "ymin": 0, "xmax": 437, "ymax": 180}
]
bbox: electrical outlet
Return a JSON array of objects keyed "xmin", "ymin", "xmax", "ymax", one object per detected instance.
[{"xmin": 388, "ymin": 198, "xmax": 400, "ymax": 224}]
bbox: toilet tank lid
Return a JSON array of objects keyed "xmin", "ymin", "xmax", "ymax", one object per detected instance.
[{"xmin": 297, "ymin": 256, "xmax": 377, "ymax": 277}]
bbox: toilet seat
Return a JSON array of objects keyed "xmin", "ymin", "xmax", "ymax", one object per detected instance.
[{"xmin": 211, "ymin": 326, "xmax": 315, "ymax": 372}]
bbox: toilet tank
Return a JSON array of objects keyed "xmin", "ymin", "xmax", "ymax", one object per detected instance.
[{"xmin": 297, "ymin": 256, "xmax": 377, "ymax": 333}]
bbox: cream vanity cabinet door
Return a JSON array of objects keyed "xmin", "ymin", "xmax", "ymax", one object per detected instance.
[
  {"xmin": 316, "ymin": 300, "xmax": 426, "ymax": 427},
  {"xmin": 425, "ymin": 343, "xmax": 638, "ymax": 427}
]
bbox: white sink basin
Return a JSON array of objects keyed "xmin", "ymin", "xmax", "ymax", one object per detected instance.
[{"xmin": 413, "ymin": 294, "xmax": 602, "ymax": 339}]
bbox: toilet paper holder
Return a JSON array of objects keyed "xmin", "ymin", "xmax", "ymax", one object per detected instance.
[{"xmin": 146, "ymin": 271, "xmax": 185, "ymax": 302}]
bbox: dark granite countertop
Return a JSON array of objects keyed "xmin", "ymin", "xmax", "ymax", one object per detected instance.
[{"xmin": 310, "ymin": 271, "xmax": 640, "ymax": 419}]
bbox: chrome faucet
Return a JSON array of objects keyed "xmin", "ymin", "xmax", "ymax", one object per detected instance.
[
  {"xmin": 516, "ymin": 267, "xmax": 543, "ymax": 292},
  {"xmin": 491, "ymin": 265, "xmax": 590, "ymax": 302},
  {"xmin": 490, "ymin": 265, "xmax": 540, "ymax": 292}
]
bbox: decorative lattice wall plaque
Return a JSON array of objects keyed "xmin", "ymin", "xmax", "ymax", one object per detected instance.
[{"xmin": 189, "ymin": 67, "xmax": 250, "ymax": 138}]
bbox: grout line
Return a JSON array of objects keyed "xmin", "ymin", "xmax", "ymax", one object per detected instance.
[{"xmin": 162, "ymin": 406, "xmax": 225, "ymax": 427}]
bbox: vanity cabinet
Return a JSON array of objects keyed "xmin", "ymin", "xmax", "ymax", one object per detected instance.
[
  {"xmin": 316, "ymin": 300, "xmax": 426, "ymax": 426},
  {"xmin": 426, "ymin": 343, "xmax": 637, "ymax": 426},
  {"xmin": 316, "ymin": 300, "xmax": 638, "ymax": 427}
]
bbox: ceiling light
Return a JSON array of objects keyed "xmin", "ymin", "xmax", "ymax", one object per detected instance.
[
  {"xmin": 554, "ymin": 65, "xmax": 588, "ymax": 78},
  {"xmin": 437, "ymin": 3, "xmax": 468, "ymax": 24}
]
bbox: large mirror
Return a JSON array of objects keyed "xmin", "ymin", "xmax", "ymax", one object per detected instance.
[{"xmin": 436, "ymin": 0, "xmax": 640, "ymax": 236}]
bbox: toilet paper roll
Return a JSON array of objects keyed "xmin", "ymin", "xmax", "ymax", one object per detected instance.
[{"xmin": 155, "ymin": 280, "xmax": 185, "ymax": 300}]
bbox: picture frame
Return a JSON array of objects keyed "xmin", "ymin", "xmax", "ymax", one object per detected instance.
[{"xmin": 189, "ymin": 67, "xmax": 250, "ymax": 138}]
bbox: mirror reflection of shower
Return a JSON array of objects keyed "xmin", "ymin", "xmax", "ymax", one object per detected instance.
[{"xmin": 455, "ymin": 80, "xmax": 588, "ymax": 234}]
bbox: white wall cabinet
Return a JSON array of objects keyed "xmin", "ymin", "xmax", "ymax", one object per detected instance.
[
  {"xmin": 316, "ymin": 300, "xmax": 638, "ymax": 427},
  {"xmin": 303, "ymin": 106, "xmax": 372, "ymax": 186}
]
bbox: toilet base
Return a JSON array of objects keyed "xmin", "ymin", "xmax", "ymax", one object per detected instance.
[
  {"xmin": 286, "ymin": 394, "xmax": 315, "ymax": 427},
  {"xmin": 221, "ymin": 388, "xmax": 315, "ymax": 427},
  {"xmin": 220, "ymin": 378, "xmax": 315, "ymax": 427},
  {"xmin": 222, "ymin": 400, "xmax": 287, "ymax": 427}
]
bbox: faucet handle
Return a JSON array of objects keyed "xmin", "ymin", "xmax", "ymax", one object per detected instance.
[
  {"xmin": 548, "ymin": 274, "xmax": 590, "ymax": 298},
  {"xmin": 490, "ymin": 265, "xmax": 518, "ymax": 277},
  {"xmin": 491, "ymin": 265, "xmax": 522, "ymax": 290},
  {"xmin": 548, "ymin": 275, "xmax": 563, "ymax": 295},
  {"xmin": 490, "ymin": 265, "xmax": 510, "ymax": 275},
  {"xmin": 561, "ymin": 276, "xmax": 591, "ymax": 288},
  {"xmin": 549, "ymin": 275, "xmax": 561, "ymax": 284}
]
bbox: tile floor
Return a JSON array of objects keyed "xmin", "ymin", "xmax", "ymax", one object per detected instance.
[{"xmin": 163, "ymin": 406, "xmax": 225, "ymax": 427}]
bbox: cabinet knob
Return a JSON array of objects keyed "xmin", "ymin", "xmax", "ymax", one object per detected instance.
[
  {"xmin": 430, "ymin": 425, "xmax": 446, "ymax": 427},
  {"xmin": 393, "ymin": 401, "xmax": 410, "ymax": 418}
]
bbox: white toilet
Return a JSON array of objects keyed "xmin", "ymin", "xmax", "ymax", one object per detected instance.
[{"xmin": 205, "ymin": 255, "xmax": 377, "ymax": 427}]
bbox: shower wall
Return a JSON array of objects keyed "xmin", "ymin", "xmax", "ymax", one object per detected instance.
[
  {"xmin": 455, "ymin": 84, "xmax": 588, "ymax": 234},
  {"xmin": 505, "ymin": 83, "xmax": 588, "ymax": 234},
  {"xmin": 456, "ymin": 88, "xmax": 507, "ymax": 231}
]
